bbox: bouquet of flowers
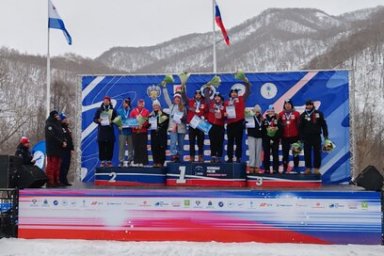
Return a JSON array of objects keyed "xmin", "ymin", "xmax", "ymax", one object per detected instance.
[
  {"xmin": 177, "ymin": 72, "xmax": 191, "ymax": 93},
  {"xmin": 266, "ymin": 126, "xmax": 278, "ymax": 137},
  {"xmin": 322, "ymin": 139, "xmax": 336, "ymax": 152},
  {"xmin": 160, "ymin": 74, "xmax": 174, "ymax": 88},
  {"xmin": 137, "ymin": 115, "xmax": 148, "ymax": 126},
  {"xmin": 158, "ymin": 114, "xmax": 169, "ymax": 124},
  {"xmin": 178, "ymin": 72, "xmax": 190, "ymax": 86},
  {"xmin": 244, "ymin": 108, "xmax": 255, "ymax": 118},
  {"xmin": 206, "ymin": 75, "xmax": 221, "ymax": 88},
  {"xmin": 234, "ymin": 69, "xmax": 250, "ymax": 84},
  {"xmin": 291, "ymin": 142, "xmax": 303, "ymax": 156},
  {"xmin": 112, "ymin": 116, "xmax": 122, "ymax": 127}
]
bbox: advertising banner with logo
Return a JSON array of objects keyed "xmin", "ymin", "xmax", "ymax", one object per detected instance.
[{"xmin": 18, "ymin": 189, "xmax": 382, "ymax": 244}]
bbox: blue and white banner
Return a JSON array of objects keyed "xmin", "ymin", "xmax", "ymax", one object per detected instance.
[
  {"xmin": 81, "ymin": 71, "xmax": 350, "ymax": 184},
  {"xmin": 32, "ymin": 140, "xmax": 46, "ymax": 171}
]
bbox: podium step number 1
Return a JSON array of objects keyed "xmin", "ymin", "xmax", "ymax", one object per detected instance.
[{"xmin": 176, "ymin": 165, "xmax": 186, "ymax": 184}]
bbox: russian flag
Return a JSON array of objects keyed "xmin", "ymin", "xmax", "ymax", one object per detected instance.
[
  {"xmin": 48, "ymin": 0, "xmax": 72, "ymax": 45},
  {"xmin": 215, "ymin": 1, "xmax": 230, "ymax": 46}
]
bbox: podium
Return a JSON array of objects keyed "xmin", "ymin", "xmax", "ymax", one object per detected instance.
[
  {"xmin": 247, "ymin": 173, "xmax": 321, "ymax": 188},
  {"xmin": 166, "ymin": 162, "xmax": 246, "ymax": 187},
  {"xmin": 94, "ymin": 164, "xmax": 321, "ymax": 188},
  {"xmin": 95, "ymin": 167, "xmax": 166, "ymax": 186}
]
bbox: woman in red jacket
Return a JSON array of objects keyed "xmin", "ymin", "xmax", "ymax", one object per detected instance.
[
  {"xmin": 184, "ymin": 90, "xmax": 207, "ymax": 162},
  {"xmin": 224, "ymin": 82, "xmax": 250, "ymax": 163},
  {"xmin": 207, "ymin": 92, "xmax": 226, "ymax": 163}
]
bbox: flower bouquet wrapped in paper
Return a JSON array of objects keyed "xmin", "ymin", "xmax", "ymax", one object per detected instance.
[
  {"xmin": 206, "ymin": 75, "xmax": 221, "ymax": 88},
  {"xmin": 244, "ymin": 108, "xmax": 255, "ymax": 118},
  {"xmin": 178, "ymin": 72, "xmax": 190, "ymax": 86},
  {"xmin": 322, "ymin": 139, "xmax": 336, "ymax": 152},
  {"xmin": 266, "ymin": 126, "xmax": 278, "ymax": 137},
  {"xmin": 159, "ymin": 114, "xmax": 169, "ymax": 124},
  {"xmin": 234, "ymin": 69, "xmax": 250, "ymax": 84},
  {"xmin": 160, "ymin": 74, "xmax": 174, "ymax": 88},
  {"xmin": 291, "ymin": 141, "xmax": 303, "ymax": 156},
  {"xmin": 178, "ymin": 72, "xmax": 190, "ymax": 93},
  {"xmin": 137, "ymin": 115, "xmax": 148, "ymax": 126},
  {"xmin": 112, "ymin": 116, "xmax": 122, "ymax": 127}
]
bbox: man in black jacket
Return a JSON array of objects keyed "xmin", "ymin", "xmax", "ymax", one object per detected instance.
[
  {"xmin": 149, "ymin": 99, "xmax": 169, "ymax": 168},
  {"xmin": 59, "ymin": 113, "xmax": 74, "ymax": 186},
  {"xmin": 15, "ymin": 137, "xmax": 35, "ymax": 165},
  {"xmin": 299, "ymin": 100, "xmax": 329, "ymax": 175},
  {"xmin": 93, "ymin": 96, "xmax": 118, "ymax": 167},
  {"xmin": 45, "ymin": 110, "xmax": 67, "ymax": 187}
]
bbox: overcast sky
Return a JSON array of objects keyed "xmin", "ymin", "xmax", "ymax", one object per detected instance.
[{"xmin": 0, "ymin": 0, "xmax": 383, "ymax": 58}]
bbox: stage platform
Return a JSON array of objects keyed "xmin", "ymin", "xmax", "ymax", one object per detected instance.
[
  {"xmin": 17, "ymin": 182, "xmax": 383, "ymax": 245},
  {"xmin": 247, "ymin": 173, "xmax": 322, "ymax": 188},
  {"xmin": 94, "ymin": 163, "xmax": 322, "ymax": 188}
]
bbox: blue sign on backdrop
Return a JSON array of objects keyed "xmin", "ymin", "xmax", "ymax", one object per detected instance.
[{"xmin": 81, "ymin": 71, "xmax": 350, "ymax": 184}]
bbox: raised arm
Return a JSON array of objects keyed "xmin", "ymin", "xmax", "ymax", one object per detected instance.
[
  {"xmin": 180, "ymin": 84, "xmax": 189, "ymax": 105},
  {"xmin": 243, "ymin": 80, "xmax": 251, "ymax": 101},
  {"xmin": 162, "ymin": 87, "xmax": 172, "ymax": 107}
]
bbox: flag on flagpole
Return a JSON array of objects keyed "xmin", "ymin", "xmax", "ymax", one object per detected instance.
[
  {"xmin": 214, "ymin": 1, "xmax": 230, "ymax": 46},
  {"xmin": 48, "ymin": 0, "xmax": 72, "ymax": 45}
]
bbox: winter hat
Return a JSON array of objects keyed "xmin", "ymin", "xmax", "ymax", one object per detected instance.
[
  {"xmin": 49, "ymin": 110, "xmax": 59, "ymax": 118},
  {"xmin": 20, "ymin": 136, "xmax": 30, "ymax": 145},
  {"xmin": 267, "ymin": 105, "xmax": 275, "ymax": 112},
  {"xmin": 254, "ymin": 104, "xmax": 262, "ymax": 113},
  {"xmin": 59, "ymin": 112, "xmax": 67, "ymax": 120},
  {"xmin": 152, "ymin": 99, "xmax": 161, "ymax": 107},
  {"xmin": 283, "ymin": 99, "xmax": 294, "ymax": 110},
  {"xmin": 103, "ymin": 96, "xmax": 111, "ymax": 101},
  {"xmin": 173, "ymin": 93, "xmax": 182, "ymax": 99},
  {"xmin": 305, "ymin": 99, "xmax": 314, "ymax": 105}
]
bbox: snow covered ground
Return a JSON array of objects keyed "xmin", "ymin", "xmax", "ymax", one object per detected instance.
[{"xmin": 0, "ymin": 238, "xmax": 382, "ymax": 256}]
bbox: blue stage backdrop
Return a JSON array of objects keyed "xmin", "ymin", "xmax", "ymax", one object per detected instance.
[{"xmin": 81, "ymin": 71, "xmax": 350, "ymax": 184}]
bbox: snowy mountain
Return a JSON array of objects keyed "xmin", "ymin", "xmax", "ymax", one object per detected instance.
[
  {"xmin": 0, "ymin": 6, "xmax": 383, "ymax": 171},
  {"xmin": 96, "ymin": 7, "xmax": 383, "ymax": 73}
]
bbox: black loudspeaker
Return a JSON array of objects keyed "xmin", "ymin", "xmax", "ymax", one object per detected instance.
[
  {"xmin": 15, "ymin": 165, "xmax": 48, "ymax": 188},
  {"xmin": 0, "ymin": 155, "xmax": 22, "ymax": 188},
  {"xmin": 355, "ymin": 165, "xmax": 384, "ymax": 191}
]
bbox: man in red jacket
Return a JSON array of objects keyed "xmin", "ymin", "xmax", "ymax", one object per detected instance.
[
  {"xmin": 130, "ymin": 99, "xmax": 150, "ymax": 166},
  {"xmin": 224, "ymin": 82, "xmax": 250, "ymax": 163},
  {"xmin": 278, "ymin": 99, "xmax": 301, "ymax": 173}
]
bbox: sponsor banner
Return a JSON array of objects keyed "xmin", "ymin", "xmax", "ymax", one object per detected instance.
[{"xmin": 18, "ymin": 189, "xmax": 382, "ymax": 244}]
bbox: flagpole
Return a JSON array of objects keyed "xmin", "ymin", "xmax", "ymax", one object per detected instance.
[
  {"xmin": 46, "ymin": 0, "xmax": 51, "ymax": 118},
  {"xmin": 212, "ymin": 0, "xmax": 217, "ymax": 73}
]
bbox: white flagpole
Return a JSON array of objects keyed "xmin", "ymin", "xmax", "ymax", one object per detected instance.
[
  {"xmin": 212, "ymin": 0, "xmax": 217, "ymax": 73},
  {"xmin": 46, "ymin": 0, "xmax": 51, "ymax": 118}
]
